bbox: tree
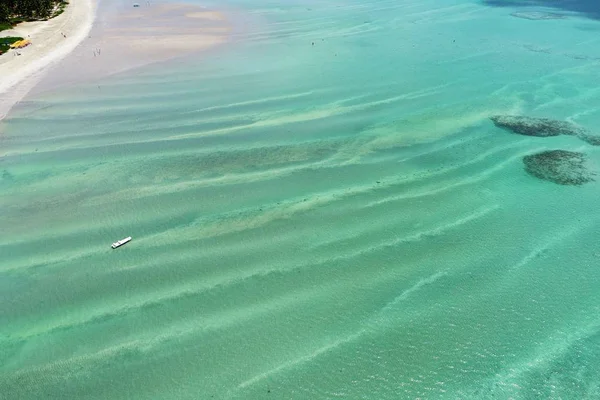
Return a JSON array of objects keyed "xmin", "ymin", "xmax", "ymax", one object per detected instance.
[
  {"xmin": 0, "ymin": 4, "xmax": 9, "ymax": 23},
  {"xmin": 0, "ymin": 0, "xmax": 62, "ymax": 24}
]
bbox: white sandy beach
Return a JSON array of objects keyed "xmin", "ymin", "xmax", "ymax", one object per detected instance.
[{"xmin": 0, "ymin": 0, "xmax": 95, "ymax": 120}]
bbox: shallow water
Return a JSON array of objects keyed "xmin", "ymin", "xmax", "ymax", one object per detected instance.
[{"xmin": 3, "ymin": 0, "xmax": 600, "ymax": 398}]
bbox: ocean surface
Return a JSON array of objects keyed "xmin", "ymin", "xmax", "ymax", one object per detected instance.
[{"xmin": 3, "ymin": 0, "xmax": 600, "ymax": 398}]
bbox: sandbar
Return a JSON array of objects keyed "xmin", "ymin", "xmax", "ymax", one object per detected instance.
[{"xmin": 19, "ymin": 2, "xmax": 232, "ymax": 99}]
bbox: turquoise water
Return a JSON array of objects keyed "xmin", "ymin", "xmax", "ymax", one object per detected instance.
[{"xmin": 3, "ymin": 0, "xmax": 600, "ymax": 398}]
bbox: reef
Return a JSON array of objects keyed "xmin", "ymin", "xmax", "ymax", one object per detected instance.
[
  {"xmin": 490, "ymin": 115, "xmax": 584, "ymax": 137},
  {"xmin": 510, "ymin": 12, "xmax": 567, "ymax": 21},
  {"xmin": 578, "ymin": 133, "xmax": 600, "ymax": 146},
  {"xmin": 523, "ymin": 150, "xmax": 595, "ymax": 185}
]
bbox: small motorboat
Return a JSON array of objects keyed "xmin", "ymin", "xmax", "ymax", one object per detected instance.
[{"xmin": 111, "ymin": 236, "xmax": 132, "ymax": 249}]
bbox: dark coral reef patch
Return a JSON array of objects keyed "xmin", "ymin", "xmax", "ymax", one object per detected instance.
[
  {"xmin": 578, "ymin": 133, "xmax": 600, "ymax": 146},
  {"xmin": 523, "ymin": 150, "xmax": 595, "ymax": 185},
  {"xmin": 490, "ymin": 115, "xmax": 584, "ymax": 137},
  {"xmin": 490, "ymin": 115, "xmax": 600, "ymax": 145}
]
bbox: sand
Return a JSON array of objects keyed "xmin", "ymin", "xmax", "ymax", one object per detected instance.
[
  {"xmin": 0, "ymin": 0, "xmax": 95, "ymax": 120},
  {"xmin": 20, "ymin": 2, "xmax": 232, "ymax": 98},
  {"xmin": 105, "ymin": 4, "xmax": 230, "ymax": 57},
  {"xmin": 185, "ymin": 11, "xmax": 225, "ymax": 21}
]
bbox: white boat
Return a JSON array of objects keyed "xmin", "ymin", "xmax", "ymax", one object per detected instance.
[{"xmin": 111, "ymin": 236, "xmax": 132, "ymax": 249}]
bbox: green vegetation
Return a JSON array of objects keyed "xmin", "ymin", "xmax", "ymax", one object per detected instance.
[
  {"xmin": 53, "ymin": 1, "xmax": 68, "ymax": 17},
  {"xmin": 0, "ymin": 0, "xmax": 68, "ymax": 31},
  {"xmin": 0, "ymin": 36, "xmax": 24, "ymax": 54}
]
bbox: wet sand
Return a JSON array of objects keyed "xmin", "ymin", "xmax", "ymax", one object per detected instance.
[{"xmin": 28, "ymin": 1, "xmax": 231, "ymax": 95}]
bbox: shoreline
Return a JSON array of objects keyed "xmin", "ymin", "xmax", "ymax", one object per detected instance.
[{"xmin": 0, "ymin": 0, "xmax": 95, "ymax": 121}]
